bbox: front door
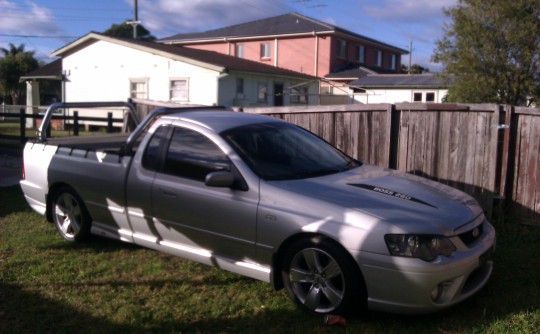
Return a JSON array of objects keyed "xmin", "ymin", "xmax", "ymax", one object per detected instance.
[{"xmin": 149, "ymin": 126, "xmax": 259, "ymax": 261}]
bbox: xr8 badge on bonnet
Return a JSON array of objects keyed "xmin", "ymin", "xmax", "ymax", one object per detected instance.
[{"xmin": 348, "ymin": 183, "xmax": 437, "ymax": 208}]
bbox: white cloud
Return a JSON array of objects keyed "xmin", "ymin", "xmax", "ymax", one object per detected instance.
[
  {"xmin": 361, "ymin": 0, "xmax": 457, "ymax": 23},
  {"xmin": 0, "ymin": 0, "xmax": 62, "ymax": 36},
  {"xmin": 135, "ymin": 0, "xmax": 290, "ymax": 37}
]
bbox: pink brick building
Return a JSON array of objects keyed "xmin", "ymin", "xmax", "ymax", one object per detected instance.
[{"xmin": 159, "ymin": 13, "xmax": 408, "ymax": 83}]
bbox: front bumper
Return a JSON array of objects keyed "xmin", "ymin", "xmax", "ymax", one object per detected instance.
[{"xmin": 355, "ymin": 221, "xmax": 496, "ymax": 314}]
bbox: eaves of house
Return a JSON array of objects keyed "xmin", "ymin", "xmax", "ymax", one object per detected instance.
[
  {"xmin": 349, "ymin": 74, "xmax": 451, "ymax": 89},
  {"xmin": 159, "ymin": 12, "xmax": 409, "ymax": 55},
  {"xmin": 50, "ymin": 32, "xmax": 317, "ymax": 81},
  {"xmin": 323, "ymin": 65, "xmax": 380, "ymax": 82},
  {"xmin": 20, "ymin": 58, "xmax": 63, "ymax": 81}
]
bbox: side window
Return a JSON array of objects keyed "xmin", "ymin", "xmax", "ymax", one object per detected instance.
[
  {"xmin": 235, "ymin": 44, "xmax": 244, "ymax": 58},
  {"xmin": 130, "ymin": 78, "xmax": 148, "ymax": 99},
  {"xmin": 163, "ymin": 127, "xmax": 230, "ymax": 181},
  {"xmin": 336, "ymin": 39, "xmax": 347, "ymax": 58},
  {"xmin": 170, "ymin": 79, "xmax": 189, "ymax": 101},
  {"xmin": 260, "ymin": 43, "xmax": 271, "ymax": 58},
  {"xmin": 142, "ymin": 125, "xmax": 170, "ymax": 171},
  {"xmin": 375, "ymin": 50, "xmax": 382, "ymax": 67}
]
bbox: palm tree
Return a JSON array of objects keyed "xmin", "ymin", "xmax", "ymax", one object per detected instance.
[
  {"xmin": 0, "ymin": 43, "xmax": 38, "ymax": 104},
  {"xmin": 0, "ymin": 43, "xmax": 29, "ymax": 56}
]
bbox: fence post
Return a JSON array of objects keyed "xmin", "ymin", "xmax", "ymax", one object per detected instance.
[
  {"xmin": 388, "ymin": 104, "xmax": 399, "ymax": 169},
  {"xmin": 73, "ymin": 111, "xmax": 79, "ymax": 136},
  {"xmin": 107, "ymin": 112, "xmax": 113, "ymax": 133},
  {"xmin": 19, "ymin": 108, "xmax": 25, "ymax": 142}
]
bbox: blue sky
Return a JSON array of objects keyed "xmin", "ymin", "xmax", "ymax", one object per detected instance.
[{"xmin": 0, "ymin": 0, "xmax": 457, "ymax": 70}]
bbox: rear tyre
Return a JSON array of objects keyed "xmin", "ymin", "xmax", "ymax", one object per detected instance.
[
  {"xmin": 51, "ymin": 187, "xmax": 91, "ymax": 242},
  {"xmin": 281, "ymin": 236, "xmax": 365, "ymax": 316}
]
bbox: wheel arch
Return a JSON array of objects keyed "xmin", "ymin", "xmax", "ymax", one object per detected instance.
[
  {"xmin": 46, "ymin": 182, "xmax": 90, "ymax": 223},
  {"xmin": 271, "ymin": 232, "xmax": 366, "ymax": 294}
]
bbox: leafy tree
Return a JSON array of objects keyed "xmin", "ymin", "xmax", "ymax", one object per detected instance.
[
  {"xmin": 103, "ymin": 20, "xmax": 156, "ymax": 41},
  {"xmin": 0, "ymin": 43, "xmax": 39, "ymax": 105},
  {"xmin": 432, "ymin": 0, "xmax": 540, "ymax": 106},
  {"xmin": 401, "ymin": 64, "xmax": 431, "ymax": 74}
]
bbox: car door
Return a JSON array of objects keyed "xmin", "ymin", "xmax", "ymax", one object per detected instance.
[
  {"xmin": 125, "ymin": 124, "xmax": 171, "ymax": 245},
  {"xmin": 150, "ymin": 125, "xmax": 259, "ymax": 262}
]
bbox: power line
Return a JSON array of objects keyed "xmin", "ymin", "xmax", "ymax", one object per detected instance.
[{"xmin": 0, "ymin": 34, "xmax": 78, "ymax": 39}]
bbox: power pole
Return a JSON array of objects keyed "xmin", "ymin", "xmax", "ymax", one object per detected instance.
[
  {"xmin": 408, "ymin": 41, "xmax": 412, "ymax": 74},
  {"xmin": 127, "ymin": 0, "xmax": 140, "ymax": 39}
]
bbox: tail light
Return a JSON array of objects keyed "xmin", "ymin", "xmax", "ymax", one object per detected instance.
[{"xmin": 21, "ymin": 155, "xmax": 25, "ymax": 180}]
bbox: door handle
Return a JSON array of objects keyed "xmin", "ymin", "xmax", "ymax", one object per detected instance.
[{"xmin": 160, "ymin": 188, "xmax": 177, "ymax": 198}]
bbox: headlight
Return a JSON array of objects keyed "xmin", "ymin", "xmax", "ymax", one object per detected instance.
[{"xmin": 384, "ymin": 234, "xmax": 456, "ymax": 262}]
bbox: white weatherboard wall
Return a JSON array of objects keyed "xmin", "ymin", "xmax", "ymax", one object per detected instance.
[
  {"xmin": 62, "ymin": 40, "xmax": 220, "ymax": 105},
  {"xmin": 353, "ymin": 88, "xmax": 449, "ymax": 104}
]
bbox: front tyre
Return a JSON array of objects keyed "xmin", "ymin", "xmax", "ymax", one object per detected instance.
[
  {"xmin": 51, "ymin": 187, "xmax": 91, "ymax": 242},
  {"xmin": 282, "ymin": 236, "xmax": 365, "ymax": 316}
]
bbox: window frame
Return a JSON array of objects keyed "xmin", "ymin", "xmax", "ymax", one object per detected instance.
[
  {"xmin": 389, "ymin": 54, "xmax": 396, "ymax": 70},
  {"xmin": 257, "ymin": 82, "xmax": 268, "ymax": 103},
  {"xmin": 235, "ymin": 44, "xmax": 244, "ymax": 58},
  {"xmin": 260, "ymin": 42, "xmax": 271, "ymax": 59},
  {"xmin": 375, "ymin": 50, "xmax": 383, "ymax": 67},
  {"xmin": 129, "ymin": 78, "xmax": 149, "ymax": 99},
  {"xmin": 290, "ymin": 86, "xmax": 309, "ymax": 104},
  {"xmin": 169, "ymin": 78, "xmax": 189, "ymax": 102},
  {"xmin": 355, "ymin": 44, "xmax": 365, "ymax": 63},
  {"xmin": 236, "ymin": 78, "xmax": 244, "ymax": 97},
  {"xmin": 336, "ymin": 39, "xmax": 347, "ymax": 58}
]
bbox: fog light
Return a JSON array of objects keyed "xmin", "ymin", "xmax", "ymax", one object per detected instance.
[
  {"xmin": 431, "ymin": 284, "xmax": 443, "ymax": 302},
  {"xmin": 431, "ymin": 281, "xmax": 456, "ymax": 303}
]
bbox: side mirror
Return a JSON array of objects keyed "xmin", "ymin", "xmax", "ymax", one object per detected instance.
[{"xmin": 205, "ymin": 171, "xmax": 235, "ymax": 188}]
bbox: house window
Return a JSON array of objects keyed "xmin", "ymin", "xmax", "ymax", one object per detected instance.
[
  {"xmin": 337, "ymin": 39, "xmax": 347, "ymax": 58},
  {"xmin": 320, "ymin": 85, "xmax": 333, "ymax": 94},
  {"xmin": 291, "ymin": 86, "xmax": 308, "ymax": 104},
  {"xmin": 355, "ymin": 45, "xmax": 365, "ymax": 63},
  {"xmin": 260, "ymin": 43, "xmax": 270, "ymax": 58},
  {"xmin": 258, "ymin": 82, "xmax": 268, "ymax": 103},
  {"xmin": 389, "ymin": 54, "xmax": 396, "ymax": 70},
  {"xmin": 236, "ymin": 78, "xmax": 244, "ymax": 96},
  {"xmin": 170, "ymin": 79, "xmax": 189, "ymax": 101},
  {"xmin": 376, "ymin": 50, "xmax": 382, "ymax": 67},
  {"xmin": 130, "ymin": 79, "xmax": 148, "ymax": 99},
  {"xmin": 413, "ymin": 92, "xmax": 423, "ymax": 102},
  {"xmin": 426, "ymin": 92, "xmax": 435, "ymax": 102},
  {"xmin": 235, "ymin": 44, "xmax": 244, "ymax": 58}
]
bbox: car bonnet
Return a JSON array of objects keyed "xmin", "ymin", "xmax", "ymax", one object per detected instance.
[{"xmin": 268, "ymin": 164, "xmax": 485, "ymax": 235}]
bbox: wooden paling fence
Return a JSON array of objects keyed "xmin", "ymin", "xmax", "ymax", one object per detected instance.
[
  {"xmin": 3, "ymin": 101, "xmax": 538, "ymax": 223},
  {"xmin": 246, "ymin": 103, "xmax": 540, "ymax": 224}
]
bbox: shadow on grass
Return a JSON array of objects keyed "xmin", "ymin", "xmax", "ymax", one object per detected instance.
[
  {"xmin": 0, "ymin": 281, "xmax": 317, "ymax": 334},
  {"xmin": 0, "ymin": 282, "xmax": 138, "ymax": 334},
  {"xmin": 0, "ymin": 186, "xmax": 31, "ymax": 218}
]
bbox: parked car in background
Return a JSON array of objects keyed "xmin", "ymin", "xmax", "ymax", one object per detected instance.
[{"xmin": 20, "ymin": 104, "xmax": 495, "ymax": 316}]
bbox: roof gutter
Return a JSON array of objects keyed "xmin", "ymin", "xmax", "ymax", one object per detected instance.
[
  {"xmin": 161, "ymin": 31, "xmax": 335, "ymax": 45},
  {"xmin": 51, "ymin": 33, "xmax": 226, "ymax": 73}
]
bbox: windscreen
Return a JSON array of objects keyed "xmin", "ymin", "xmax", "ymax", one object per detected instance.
[{"xmin": 221, "ymin": 122, "xmax": 360, "ymax": 180}]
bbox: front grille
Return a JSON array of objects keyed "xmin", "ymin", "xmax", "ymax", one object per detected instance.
[{"xmin": 458, "ymin": 223, "xmax": 484, "ymax": 246}]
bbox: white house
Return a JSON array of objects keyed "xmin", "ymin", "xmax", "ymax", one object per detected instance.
[
  {"xmin": 48, "ymin": 32, "xmax": 318, "ymax": 108},
  {"xmin": 348, "ymin": 74, "xmax": 450, "ymax": 104}
]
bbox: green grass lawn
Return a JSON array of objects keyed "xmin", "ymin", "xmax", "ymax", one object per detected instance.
[{"xmin": 1, "ymin": 185, "xmax": 539, "ymax": 333}]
